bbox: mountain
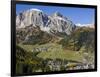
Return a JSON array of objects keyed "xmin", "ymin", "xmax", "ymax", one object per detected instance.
[
  {"xmin": 59, "ymin": 27, "xmax": 95, "ymax": 52},
  {"xmin": 16, "ymin": 8, "xmax": 76, "ymax": 35},
  {"xmin": 16, "ymin": 25, "xmax": 56, "ymax": 44},
  {"xmin": 16, "ymin": 9, "xmax": 95, "ymax": 74},
  {"xmin": 76, "ymin": 23, "xmax": 95, "ymax": 29}
]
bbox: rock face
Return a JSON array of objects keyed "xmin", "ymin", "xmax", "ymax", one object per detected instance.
[{"xmin": 16, "ymin": 8, "xmax": 76, "ymax": 35}]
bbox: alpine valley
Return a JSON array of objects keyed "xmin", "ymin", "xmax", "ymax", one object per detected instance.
[{"xmin": 16, "ymin": 8, "xmax": 95, "ymax": 74}]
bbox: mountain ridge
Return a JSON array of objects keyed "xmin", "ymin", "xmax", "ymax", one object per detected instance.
[{"xmin": 16, "ymin": 8, "xmax": 76, "ymax": 35}]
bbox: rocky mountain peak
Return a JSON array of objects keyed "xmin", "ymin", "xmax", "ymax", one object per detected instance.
[
  {"xmin": 16, "ymin": 8, "xmax": 76, "ymax": 35},
  {"xmin": 52, "ymin": 11, "xmax": 63, "ymax": 17}
]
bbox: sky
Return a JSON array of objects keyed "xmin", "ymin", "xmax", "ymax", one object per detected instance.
[{"xmin": 16, "ymin": 4, "xmax": 95, "ymax": 25}]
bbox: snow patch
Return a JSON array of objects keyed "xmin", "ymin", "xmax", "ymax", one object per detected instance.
[
  {"xmin": 76, "ymin": 23, "xmax": 94, "ymax": 28},
  {"xmin": 76, "ymin": 23, "xmax": 92, "ymax": 27},
  {"xmin": 54, "ymin": 16, "xmax": 66, "ymax": 21},
  {"xmin": 29, "ymin": 8, "xmax": 43, "ymax": 12}
]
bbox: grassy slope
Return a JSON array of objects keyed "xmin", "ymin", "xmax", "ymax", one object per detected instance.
[
  {"xmin": 18, "ymin": 43, "xmax": 84, "ymax": 63},
  {"xmin": 37, "ymin": 50, "xmax": 83, "ymax": 62}
]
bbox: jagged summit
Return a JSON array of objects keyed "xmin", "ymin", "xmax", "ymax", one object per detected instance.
[{"xmin": 52, "ymin": 11, "xmax": 63, "ymax": 17}]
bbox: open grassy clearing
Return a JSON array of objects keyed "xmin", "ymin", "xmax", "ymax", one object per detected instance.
[
  {"xmin": 37, "ymin": 49, "xmax": 83, "ymax": 62},
  {"xmin": 18, "ymin": 43, "xmax": 85, "ymax": 62},
  {"xmin": 18, "ymin": 43, "xmax": 61, "ymax": 52}
]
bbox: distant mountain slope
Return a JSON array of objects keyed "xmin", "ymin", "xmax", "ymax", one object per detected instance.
[
  {"xmin": 16, "ymin": 25, "xmax": 56, "ymax": 44},
  {"xmin": 59, "ymin": 27, "xmax": 95, "ymax": 53}
]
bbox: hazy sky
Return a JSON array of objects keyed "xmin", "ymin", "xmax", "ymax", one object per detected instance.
[{"xmin": 16, "ymin": 4, "xmax": 95, "ymax": 25}]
